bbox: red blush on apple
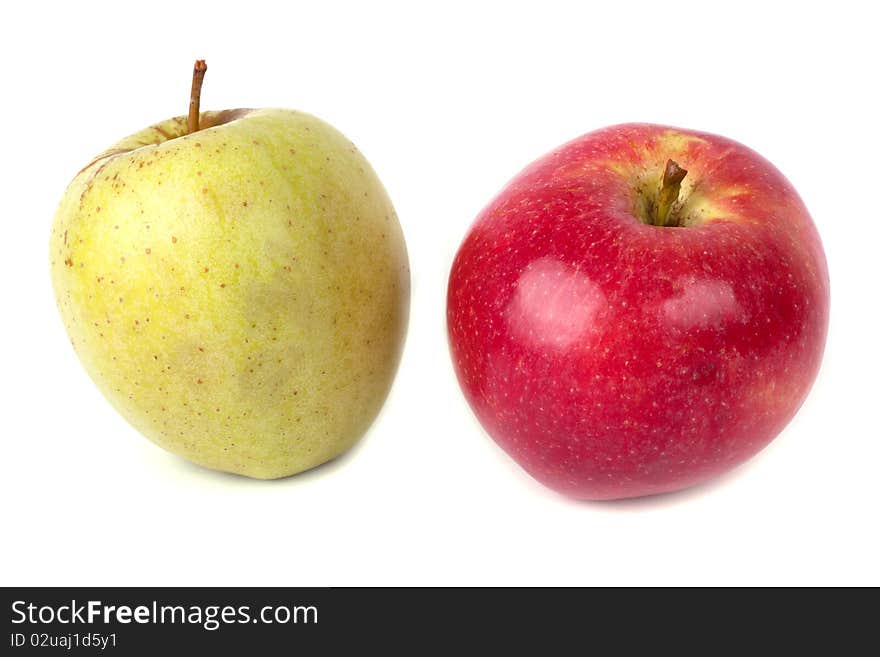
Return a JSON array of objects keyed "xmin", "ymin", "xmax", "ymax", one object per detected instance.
[{"xmin": 447, "ymin": 123, "xmax": 829, "ymax": 500}]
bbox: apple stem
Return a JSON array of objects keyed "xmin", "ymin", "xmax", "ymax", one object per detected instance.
[
  {"xmin": 655, "ymin": 159, "xmax": 688, "ymax": 227},
  {"xmin": 187, "ymin": 60, "xmax": 207, "ymax": 135}
]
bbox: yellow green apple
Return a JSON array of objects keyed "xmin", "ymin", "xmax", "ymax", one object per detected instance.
[{"xmin": 49, "ymin": 63, "xmax": 409, "ymax": 479}]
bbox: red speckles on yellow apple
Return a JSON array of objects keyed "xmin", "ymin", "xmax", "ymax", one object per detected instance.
[{"xmin": 49, "ymin": 95, "xmax": 409, "ymax": 480}]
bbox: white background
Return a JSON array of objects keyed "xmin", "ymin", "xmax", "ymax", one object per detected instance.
[{"xmin": 2, "ymin": 1, "xmax": 878, "ymax": 586}]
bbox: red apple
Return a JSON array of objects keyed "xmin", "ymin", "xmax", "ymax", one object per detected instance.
[{"xmin": 447, "ymin": 123, "xmax": 829, "ymax": 500}]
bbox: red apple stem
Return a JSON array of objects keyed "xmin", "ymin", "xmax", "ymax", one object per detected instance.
[
  {"xmin": 187, "ymin": 60, "xmax": 207, "ymax": 135},
  {"xmin": 656, "ymin": 159, "xmax": 688, "ymax": 227}
]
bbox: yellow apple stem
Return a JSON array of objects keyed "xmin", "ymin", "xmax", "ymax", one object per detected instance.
[
  {"xmin": 656, "ymin": 159, "xmax": 688, "ymax": 227},
  {"xmin": 187, "ymin": 60, "xmax": 207, "ymax": 134}
]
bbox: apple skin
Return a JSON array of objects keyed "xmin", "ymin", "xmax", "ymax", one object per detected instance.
[
  {"xmin": 447, "ymin": 123, "xmax": 829, "ymax": 500},
  {"xmin": 50, "ymin": 109, "xmax": 409, "ymax": 479}
]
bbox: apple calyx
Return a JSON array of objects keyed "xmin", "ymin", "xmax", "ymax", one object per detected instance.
[
  {"xmin": 187, "ymin": 59, "xmax": 207, "ymax": 134},
  {"xmin": 654, "ymin": 159, "xmax": 688, "ymax": 227}
]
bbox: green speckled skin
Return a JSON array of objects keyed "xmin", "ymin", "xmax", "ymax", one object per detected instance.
[{"xmin": 50, "ymin": 109, "xmax": 409, "ymax": 479}]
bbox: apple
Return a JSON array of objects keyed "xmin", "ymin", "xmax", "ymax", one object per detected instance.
[
  {"xmin": 50, "ymin": 62, "xmax": 409, "ymax": 479},
  {"xmin": 447, "ymin": 123, "xmax": 829, "ymax": 500}
]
